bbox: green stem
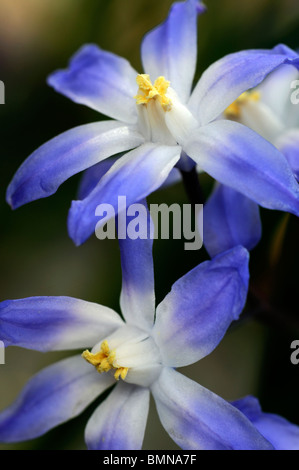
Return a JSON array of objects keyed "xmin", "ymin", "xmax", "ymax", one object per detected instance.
[{"xmin": 180, "ymin": 167, "xmax": 205, "ymax": 206}]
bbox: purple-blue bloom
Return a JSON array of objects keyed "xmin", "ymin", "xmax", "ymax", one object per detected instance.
[
  {"xmin": 201, "ymin": 52, "xmax": 299, "ymax": 258},
  {"xmin": 6, "ymin": 0, "xmax": 299, "ymax": 247},
  {"xmin": 224, "ymin": 49, "xmax": 299, "ymax": 182},
  {"xmin": 0, "ymin": 215, "xmax": 275, "ymax": 450}
]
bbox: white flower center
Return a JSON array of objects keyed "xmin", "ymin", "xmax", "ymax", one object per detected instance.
[
  {"xmin": 82, "ymin": 325, "xmax": 163, "ymax": 387},
  {"xmin": 135, "ymin": 73, "xmax": 198, "ymax": 146},
  {"xmin": 224, "ymin": 90, "xmax": 285, "ymax": 144}
]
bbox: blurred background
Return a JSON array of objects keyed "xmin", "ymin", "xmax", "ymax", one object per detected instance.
[{"xmin": 0, "ymin": 0, "xmax": 298, "ymax": 450}]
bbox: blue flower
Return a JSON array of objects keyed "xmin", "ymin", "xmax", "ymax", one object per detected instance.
[
  {"xmin": 224, "ymin": 45, "xmax": 299, "ymax": 182},
  {"xmin": 6, "ymin": 0, "xmax": 299, "ymax": 246},
  {"xmin": 202, "ymin": 47, "xmax": 299, "ymax": 258},
  {"xmin": 0, "ymin": 225, "xmax": 275, "ymax": 450},
  {"xmin": 232, "ymin": 396, "xmax": 299, "ymax": 450}
]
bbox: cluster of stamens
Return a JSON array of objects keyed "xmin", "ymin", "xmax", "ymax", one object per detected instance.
[
  {"xmin": 82, "ymin": 340, "xmax": 128, "ymax": 381},
  {"xmin": 225, "ymin": 90, "xmax": 261, "ymax": 118},
  {"xmin": 135, "ymin": 74, "xmax": 172, "ymax": 112}
]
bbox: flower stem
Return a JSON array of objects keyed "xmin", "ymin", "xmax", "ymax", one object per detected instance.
[{"xmin": 180, "ymin": 167, "xmax": 205, "ymax": 206}]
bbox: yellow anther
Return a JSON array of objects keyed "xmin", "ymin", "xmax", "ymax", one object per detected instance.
[
  {"xmin": 114, "ymin": 367, "xmax": 129, "ymax": 381},
  {"xmin": 101, "ymin": 340, "xmax": 110, "ymax": 356},
  {"xmin": 82, "ymin": 340, "xmax": 129, "ymax": 381},
  {"xmin": 82, "ymin": 349, "xmax": 107, "ymax": 367},
  {"xmin": 225, "ymin": 90, "xmax": 260, "ymax": 118},
  {"xmin": 135, "ymin": 74, "xmax": 172, "ymax": 111},
  {"xmin": 96, "ymin": 357, "xmax": 111, "ymax": 373}
]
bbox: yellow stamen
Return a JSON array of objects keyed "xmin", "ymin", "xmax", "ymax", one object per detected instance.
[
  {"xmin": 135, "ymin": 74, "xmax": 172, "ymax": 112},
  {"xmin": 224, "ymin": 90, "xmax": 260, "ymax": 118},
  {"xmin": 114, "ymin": 367, "xmax": 129, "ymax": 381},
  {"xmin": 82, "ymin": 340, "xmax": 129, "ymax": 381}
]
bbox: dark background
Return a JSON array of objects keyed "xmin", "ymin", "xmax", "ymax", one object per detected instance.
[{"xmin": 0, "ymin": 0, "xmax": 298, "ymax": 449}]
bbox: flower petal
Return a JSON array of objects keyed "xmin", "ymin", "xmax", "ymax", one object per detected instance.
[
  {"xmin": 77, "ymin": 158, "xmax": 183, "ymax": 201},
  {"xmin": 271, "ymin": 43, "xmax": 299, "ymax": 59},
  {"xmin": 188, "ymin": 46, "xmax": 299, "ymax": 125},
  {"xmin": 119, "ymin": 200, "xmax": 155, "ymax": 331},
  {"xmin": 275, "ymin": 129, "xmax": 299, "ymax": 181},
  {"xmin": 77, "ymin": 157, "xmax": 119, "ymax": 200},
  {"xmin": 48, "ymin": 44, "xmax": 139, "ymax": 123},
  {"xmin": 184, "ymin": 120, "xmax": 299, "ymax": 216},
  {"xmin": 151, "ymin": 368, "xmax": 274, "ymax": 450},
  {"xmin": 204, "ymin": 183, "xmax": 262, "ymax": 258},
  {"xmin": 152, "ymin": 246, "xmax": 249, "ymax": 367},
  {"xmin": 85, "ymin": 381, "xmax": 149, "ymax": 450},
  {"xmin": 232, "ymin": 396, "xmax": 299, "ymax": 450},
  {"xmin": 68, "ymin": 143, "xmax": 181, "ymax": 245},
  {"xmin": 0, "ymin": 296, "xmax": 123, "ymax": 351},
  {"xmin": 0, "ymin": 355, "xmax": 114, "ymax": 442},
  {"xmin": 141, "ymin": 0, "xmax": 202, "ymax": 103},
  {"xmin": 257, "ymin": 63, "xmax": 299, "ymax": 125},
  {"xmin": 6, "ymin": 121, "xmax": 144, "ymax": 209}
]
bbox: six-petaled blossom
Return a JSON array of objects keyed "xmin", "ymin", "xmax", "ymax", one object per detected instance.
[
  {"xmin": 0, "ymin": 214, "xmax": 277, "ymax": 450},
  {"xmin": 224, "ymin": 47, "xmax": 299, "ymax": 181},
  {"xmin": 5, "ymin": 0, "xmax": 299, "ymax": 246},
  {"xmin": 200, "ymin": 48, "xmax": 299, "ymax": 258}
]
